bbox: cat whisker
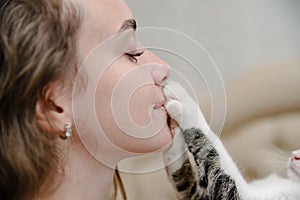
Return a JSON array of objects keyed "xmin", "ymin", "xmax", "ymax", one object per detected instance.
[
  {"xmin": 264, "ymin": 144, "xmax": 290, "ymax": 158},
  {"xmin": 241, "ymin": 160, "xmax": 288, "ymax": 175},
  {"xmin": 257, "ymin": 150, "xmax": 288, "ymax": 161}
]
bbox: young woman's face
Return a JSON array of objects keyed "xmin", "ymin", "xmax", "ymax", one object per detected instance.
[{"xmin": 75, "ymin": 0, "xmax": 172, "ymax": 156}]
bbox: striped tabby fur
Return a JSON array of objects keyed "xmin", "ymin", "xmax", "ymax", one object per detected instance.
[
  {"xmin": 163, "ymin": 81, "xmax": 300, "ymax": 200},
  {"xmin": 175, "ymin": 128, "xmax": 240, "ymax": 200},
  {"xmin": 169, "ymin": 127, "xmax": 240, "ymax": 200}
]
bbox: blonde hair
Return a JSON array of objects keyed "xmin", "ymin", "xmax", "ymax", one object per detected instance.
[{"xmin": 114, "ymin": 168, "xmax": 127, "ymax": 200}]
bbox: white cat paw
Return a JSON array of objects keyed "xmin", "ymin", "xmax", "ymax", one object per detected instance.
[
  {"xmin": 163, "ymin": 81, "xmax": 209, "ymax": 134},
  {"xmin": 163, "ymin": 127, "xmax": 188, "ymax": 174}
]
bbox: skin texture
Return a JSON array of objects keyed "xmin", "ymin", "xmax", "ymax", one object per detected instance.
[
  {"xmin": 38, "ymin": 0, "xmax": 172, "ymax": 199},
  {"xmin": 76, "ymin": 0, "xmax": 172, "ymax": 154}
]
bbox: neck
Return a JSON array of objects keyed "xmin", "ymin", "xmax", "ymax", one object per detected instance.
[{"xmin": 43, "ymin": 138, "xmax": 117, "ymax": 200}]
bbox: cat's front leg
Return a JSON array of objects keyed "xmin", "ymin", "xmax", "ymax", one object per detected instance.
[
  {"xmin": 162, "ymin": 82, "xmax": 202, "ymax": 200},
  {"xmin": 162, "ymin": 81, "xmax": 209, "ymax": 134},
  {"xmin": 163, "ymin": 82, "xmax": 243, "ymax": 200},
  {"xmin": 162, "ymin": 82, "xmax": 242, "ymax": 179},
  {"xmin": 163, "ymin": 126, "xmax": 188, "ymax": 175},
  {"xmin": 162, "ymin": 81, "xmax": 206, "ymax": 171},
  {"xmin": 162, "ymin": 81, "xmax": 210, "ymax": 159},
  {"xmin": 162, "ymin": 127, "xmax": 198, "ymax": 200}
]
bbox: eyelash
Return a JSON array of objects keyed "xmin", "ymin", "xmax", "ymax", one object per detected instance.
[{"xmin": 126, "ymin": 51, "xmax": 144, "ymax": 63}]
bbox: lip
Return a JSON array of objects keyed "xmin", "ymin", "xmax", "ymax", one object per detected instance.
[
  {"xmin": 153, "ymin": 100, "xmax": 165, "ymax": 110},
  {"xmin": 153, "ymin": 99, "xmax": 174, "ymax": 138}
]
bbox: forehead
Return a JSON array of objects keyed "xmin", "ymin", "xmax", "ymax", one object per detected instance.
[{"xmin": 77, "ymin": 0, "xmax": 133, "ymax": 58}]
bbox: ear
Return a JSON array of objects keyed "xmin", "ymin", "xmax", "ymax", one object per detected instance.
[{"xmin": 36, "ymin": 82, "xmax": 72, "ymax": 135}]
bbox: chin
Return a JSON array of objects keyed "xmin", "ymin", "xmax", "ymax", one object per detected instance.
[
  {"xmin": 125, "ymin": 125, "xmax": 173, "ymax": 154},
  {"xmin": 152, "ymin": 125, "xmax": 173, "ymax": 152}
]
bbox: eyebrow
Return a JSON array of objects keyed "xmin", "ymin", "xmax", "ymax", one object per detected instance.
[{"xmin": 118, "ymin": 19, "xmax": 137, "ymax": 33}]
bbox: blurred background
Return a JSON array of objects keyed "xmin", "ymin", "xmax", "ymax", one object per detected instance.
[
  {"xmin": 118, "ymin": 1, "xmax": 300, "ymax": 199},
  {"xmin": 126, "ymin": 0, "xmax": 300, "ymax": 82}
]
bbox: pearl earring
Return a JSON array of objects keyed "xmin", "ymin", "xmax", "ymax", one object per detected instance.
[{"xmin": 60, "ymin": 122, "xmax": 72, "ymax": 140}]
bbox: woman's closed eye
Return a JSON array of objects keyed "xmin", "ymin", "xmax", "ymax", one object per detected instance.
[{"xmin": 126, "ymin": 50, "xmax": 144, "ymax": 63}]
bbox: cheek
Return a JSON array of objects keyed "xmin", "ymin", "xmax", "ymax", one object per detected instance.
[
  {"xmin": 129, "ymin": 85, "xmax": 154, "ymax": 126},
  {"xmin": 94, "ymin": 70, "xmax": 172, "ymax": 153}
]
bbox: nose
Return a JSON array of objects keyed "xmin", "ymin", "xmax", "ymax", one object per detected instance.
[
  {"xmin": 292, "ymin": 150, "xmax": 300, "ymax": 161},
  {"xmin": 139, "ymin": 50, "xmax": 170, "ymax": 85},
  {"xmin": 152, "ymin": 65, "xmax": 170, "ymax": 85}
]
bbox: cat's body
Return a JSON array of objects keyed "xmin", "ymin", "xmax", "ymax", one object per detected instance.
[{"xmin": 162, "ymin": 82, "xmax": 300, "ymax": 200}]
